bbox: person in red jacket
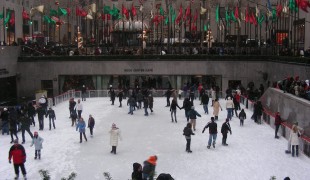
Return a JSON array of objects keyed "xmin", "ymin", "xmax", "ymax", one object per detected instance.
[
  {"xmin": 274, "ymin": 112, "xmax": 284, "ymax": 139},
  {"xmin": 8, "ymin": 139, "xmax": 27, "ymax": 180}
]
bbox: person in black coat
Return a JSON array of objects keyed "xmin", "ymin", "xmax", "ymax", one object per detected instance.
[
  {"xmin": 46, "ymin": 107, "xmax": 56, "ymax": 130},
  {"xmin": 118, "ymin": 90, "xmax": 124, "ymax": 107},
  {"xmin": 1, "ymin": 108, "xmax": 10, "ymax": 135},
  {"xmin": 183, "ymin": 123, "xmax": 195, "ymax": 153},
  {"xmin": 71, "ymin": 110, "xmax": 78, "ymax": 126},
  {"xmin": 9, "ymin": 108, "xmax": 19, "ymax": 143},
  {"xmin": 27, "ymin": 103, "xmax": 36, "ymax": 127},
  {"xmin": 143, "ymin": 97, "xmax": 149, "ymax": 116},
  {"xmin": 253, "ymin": 101, "xmax": 263, "ymax": 124},
  {"xmin": 20, "ymin": 112, "xmax": 33, "ymax": 144},
  {"xmin": 202, "ymin": 117, "xmax": 218, "ymax": 149},
  {"xmin": 88, "ymin": 114, "xmax": 95, "ymax": 136},
  {"xmin": 170, "ymin": 99, "xmax": 181, "ymax": 123},
  {"xmin": 181, "ymin": 98, "xmax": 193, "ymax": 122},
  {"xmin": 36, "ymin": 106, "xmax": 46, "ymax": 130},
  {"xmin": 164, "ymin": 89, "xmax": 172, "ymax": 107},
  {"xmin": 69, "ymin": 98, "xmax": 76, "ymax": 117},
  {"xmin": 131, "ymin": 162, "xmax": 143, "ymax": 180},
  {"xmin": 81, "ymin": 85, "xmax": 87, "ymax": 101},
  {"xmin": 201, "ymin": 91, "xmax": 209, "ymax": 114},
  {"xmin": 221, "ymin": 118, "xmax": 232, "ymax": 146},
  {"xmin": 110, "ymin": 89, "xmax": 116, "ymax": 105},
  {"xmin": 239, "ymin": 109, "xmax": 247, "ymax": 126}
]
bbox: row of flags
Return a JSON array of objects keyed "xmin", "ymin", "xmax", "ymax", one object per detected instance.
[{"xmin": 0, "ymin": 0, "xmax": 310, "ymax": 29}]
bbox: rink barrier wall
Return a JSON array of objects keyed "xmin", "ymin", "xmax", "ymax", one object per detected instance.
[{"xmin": 240, "ymin": 94, "xmax": 310, "ymax": 158}]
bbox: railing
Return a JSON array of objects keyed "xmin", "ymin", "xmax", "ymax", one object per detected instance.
[{"xmin": 240, "ymin": 95, "xmax": 310, "ymax": 158}]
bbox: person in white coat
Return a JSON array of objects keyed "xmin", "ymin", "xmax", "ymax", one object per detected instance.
[
  {"xmin": 289, "ymin": 124, "xmax": 301, "ymax": 157},
  {"xmin": 30, "ymin": 132, "xmax": 44, "ymax": 160},
  {"xmin": 109, "ymin": 123, "xmax": 122, "ymax": 154},
  {"xmin": 75, "ymin": 99, "xmax": 83, "ymax": 119},
  {"xmin": 225, "ymin": 97, "xmax": 234, "ymax": 120}
]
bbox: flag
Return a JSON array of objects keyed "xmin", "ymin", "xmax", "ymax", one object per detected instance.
[
  {"xmin": 22, "ymin": 8, "xmax": 30, "ymax": 20},
  {"xmin": 132, "ymin": 4, "xmax": 137, "ymax": 17},
  {"xmin": 267, "ymin": 0, "xmax": 272, "ymax": 11},
  {"xmin": 215, "ymin": 5, "xmax": 219, "ymax": 23},
  {"xmin": 200, "ymin": 6, "xmax": 207, "ymax": 15},
  {"xmin": 139, "ymin": 4, "xmax": 143, "ymax": 12},
  {"xmin": 296, "ymin": 0, "xmax": 310, "ymax": 12},
  {"xmin": 159, "ymin": 6, "xmax": 164, "ymax": 16},
  {"xmin": 58, "ymin": 7, "xmax": 68, "ymax": 16},
  {"xmin": 76, "ymin": 6, "xmax": 81, "ymax": 16},
  {"xmin": 9, "ymin": 11, "xmax": 15, "ymax": 25},
  {"xmin": 250, "ymin": 12, "xmax": 257, "ymax": 26},
  {"xmin": 245, "ymin": 7, "xmax": 250, "ymax": 23},
  {"xmin": 4, "ymin": 10, "xmax": 11, "ymax": 25},
  {"xmin": 255, "ymin": 5, "xmax": 260, "ymax": 17},
  {"xmin": 203, "ymin": 24, "xmax": 207, "ymax": 31},
  {"xmin": 122, "ymin": 4, "xmax": 129, "ymax": 19},
  {"xmin": 104, "ymin": 6, "xmax": 111, "ymax": 14},
  {"xmin": 50, "ymin": 9, "xmax": 58, "ymax": 16},
  {"xmin": 89, "ymin": 3, "xmax": 96, "ymax": 14},
  {"xmin": 193, "ymin": 10, "xmax": 198, "ymax": 23},
  {"xmin": 283, "ymin": 2, "xmax": 289, "ymax": 13},
  {"xmin": 66, "ymin": 8, "xmax": 71, "ymax": 15},
  {"xmin": 231, "ymin": 11, "xmax": 237, "ymax": 22},
  {"xmin": 164, "ymin": 16, "xmax": 168, "ymax": 24},
  {"xmin": 43, "ymin": 15, "xmax": 56, "ymax": 24},
  {"xmin": 110, "ymin": 5, "xmax": 120, "ymax": 20},
  {"xmin": 80, "ymin": 9, "xmax": 87, "ymax": 17},
  {"xmin": 185, "ymin": 5, "xmax": 191, "ymax": 19},
  {"xmin": 176, "ymin": 4, "xmax": 183, "ymax": 24},
  {"xmin": 225, "ymin": 9, "xmax": 230, "ymax": 25},
  {"xmin": 171, "ymin": 7, "xmax": 176, "ymax": 22},
  {"xmin": 0, "ymin": 12, "xmax": 3, "ymax": 19},
  {"xmin": 257, "ymin": 14, "xmax": 265, "ymax": 27},
  {"xmin": 234, "ymin": 6, "xmax": 239, "ymax": 19},
  {"xmin": 276, "ymin": 4, "xmax": 282, "ymax": 17},
  {"xmin": 289, "ymin": 0, "xmax": 298, "ymax": 12}
]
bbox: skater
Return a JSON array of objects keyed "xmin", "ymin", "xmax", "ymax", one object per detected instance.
[
  {"xmin": 8, "ymin": 139, "xmax": 27, "ymax": 180},
  {"xmin": 201, "ymin": 91, "xmax": 209, "ymax": 114},
  {"xmin": 202, "ymin": 117, "xmax": 218, "ymax": 149},
  {"xmin": 30, "ymin": 131, "xmax": 44, "ymax": 160},
  {"xmin": 109, "ymin": 123, "xmax": 122, "ymax": 154},
  {"xmin": 131, "ymin": 162, "xmax": 143, "ymax": 180},
  {"xmin": 81, "ymin": 85, "xmax": 87, "ymax": 101},
  {"xmin": 181, "ymin": 98, "xmax": 192, "ymax": 122},
  {"xmin": 274, "ymin": 112, "xmax": 284, "ymax": 138},
  {"xmin": 188, "ymin": 106, "xmax": 201, "ymax": 131},
  {"xmin": 36, "ymin": 106, "xmax": 46, "ymax": 130},
  {"xmin": 9, "ymin": 108, "xmax": 19, "ymax": 143},
  {"xmin": 1, "ymin": 107, "xmax": 10, "ymax": 135},
  {"xmin": 20, "ymin": 112, "xmax": 33, "ymax": 144},
  {"xmin": 253, "ymin": 101, "xmax": 263, "ymax": 124},
  {"xmin": 142, "ymin": 155, "xmax": 158, "ymax": 180},
  {"xmin": 221, "ymin": 118, "xmax": 232, "ymax": 146},
  {"xmin": 164, "ymin": 89, "xmax": 172, "ymax": 107},
  {"xmin": 127, "ymin": 95, "xmax": 136, "ymax": 115},
  {"xmin": 289, "ymin": 123, "xmax": 302, "ymax": 157},
  {"xmin": 76, "ymin": 99, "xmax": 83, "ymax": 119},
  {"xmin": 148, "ymin": 94, "xmax": 154, "ymax": 113},
  {"xmin": 233, "ymin": 92, "xmax": 240, "ymax": 117},
  {"xmin": 143, "ymin": 96, "xmax": 149, "ymax": 116},
  {"xmin": 88, "ymin": 114, "xmax": 95, "ymax": 136},
  {"xmin": 76, "ymin": 118, "xmax": 87, "ymax": 143},
  {"xmin": 118, "ymin": 90, "xmax": 124, "ymax": 107},
  {"xmin": 110, "ymin": 89, "xmax": 116, "ymax": 105},
  {"xmin": 211, "ymin": 87, "xmax": 216, "ymax": 106},
  {"xmin": 136, "ymin": 91, "xmax": 143, "ymax": 109},
  {"xmin": 183, "ymin": 123, "xmax": 195, "ymax": 153},
  {"xmin": 69, "ymin": 98, "xmax": 76, "ymax": 117},
  {"xmin": 46, "ymin": 107, "xmax": 56, "ymax": 130},
  {"xmin": 71, "ymin": 110, "xmax": 78, "ymax": 127},
  {"xmin": 213, "ymin": 98, "xmax": 222, "ymax": 121},
  {"xmin": 170, "ymin": 99, "xmax": 181, "ymax": 123},
  {"xmin": 239, "ymin": 109, "xmax": 247, "ymax": 126},
  {"xmin": 225, "ymin": 97, "xmax": 234, "ymax": 120},
  {"xmin": 27, "ymin": 103, "xmax": 36, "ymax": 127}
]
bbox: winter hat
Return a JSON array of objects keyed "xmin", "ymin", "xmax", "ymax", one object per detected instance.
[
  {"xmin": 34, "ymin": 131, "xmax": 38, "ymax": 135},
  {"xmin": 112, "ymin": 123, "xmax": 116, "ymax": 128},
  {"xmin": 147, "ymin": 155, "xmax": 158, "ymax": 165},
  {"xmin": 211, "ymin": 117, "xmax": 215, "ymax": 121},
  {"xmin": 3, "ymin": 108, "xmax": 7, "ymax": 111}
]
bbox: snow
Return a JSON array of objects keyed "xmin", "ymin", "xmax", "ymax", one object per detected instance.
[{"xmin": 1, "ymin": 97, "xmax": 310, "ymax": 180}]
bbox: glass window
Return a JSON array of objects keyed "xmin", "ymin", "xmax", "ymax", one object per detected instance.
[{"xmin": 34, "ymin": 20, "xmax": 39, "ymax": 32}]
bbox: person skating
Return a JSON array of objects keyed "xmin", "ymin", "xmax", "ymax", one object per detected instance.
[
  {"xmin": 143, "ymin": 96, "xmax": 149, "ymax": 116},
  {"xmin": 289, "ymin": 123, "xmax": 302, "ymax": 157},
  {"xmin": 9, "ymin": 108, "xmax": 19, "ymax": 143},
  {"xmin": 164, "ymin": 89, "xmax": 172, "ymax": 107},
  {"xmin": 76, "ymin": 118, "xmax": 87, "ymax": 143},
  {"xmin": 201, "ymin": 91, "xmax": 209, "ymax": 114},
  {"xmin": 225, "ymin": 97, "xmax": 234, "ymax": 120},
  {"xmin": 81, "ymin": 85, "xmax": 87, "ymax": 101},
  {"xmin": 275, "ymin": 112, "xmax": 284, "ymax": 138},
  {"xmin": 127, "ymin": 95, "xmax": 136, "ymax": 115},
  {"xmin": 181, "ymin": 98, "xmax": 192, "ymax": 122},
  {"xmin": 170, "ymin": 99, "xmax": 181, "ymax": 123},
  {"xmin": 110, "ymin": 89, "xmax": 116, "ymax": 105},
  {"xmin": 71, "ymin": 110, "xmax": 78, "ymax": 127},
  {"xmin": 142, "ymin": 155, "xmax": 158, "ymax": 180},
  {"xmin": 69, "ymin": 98, "xmax": 76, "ymax": 117},
  {"xmin": 221, "ymin": 118, "xmax": 232, "ymax": 146},
  {"xmin": 183, "ymin": 123, "xmax": 195, "ymax": 153},
  {"xmin": 109, "ymin": 123, "xmax": 122, "ymax": 154},
  {"xmin": 36, "ymin": 106, "xmax": 46, "ymax": 131},
  {"xmin": 188, "ymin": 106, "xmax": 201, "ymax": 131},
  {"xmin": 131, "ymin": 162, "xmax": 143, "ymax": 180},
  {"xmin": 46, "ymin": 107, "xmax": 56, "ymax": 130},
  {"xmin": 27, "ymin": 103, "xmax": 36, "ymax": 127},
  {"xmin": 1, "ymin": 107, "xmax": 10, "ymax": 135},
  {"xmin": 233, "ymin": 93, "xmax": 240, "ymax": 117},
  {"xmin": 75, "ymin": 99, "xmax": 83, "ymax": 119},
  {"xmin": 202, "ymin": 117, "xmax": 218, "ymax": 149},
  {"xmin": 88, "ymin": 114, "xmax": 95, "ymax": 136},
  {"xmin": 8, "ymin": 139, "xmax": 27, "ymax": 180},
  {"xmin": 239, "ymin": 109, "xmax": 247, "ymax": 126},
  {"xmin": 30, "ymin": 131, "xmax": 44, "ymax": 160},
  {"xmin": 20, "ymin": 112, "xmax": 33, "ymax": 144},
  {"xmin": 118, "ymin": 90, "xmax": 124, "ymax": 107},
  {"xmin": 253, "ymin": 100, "xmax": 263, "ymax": 124},
  {"xmin": 213, "ymin": 98, "xmax": 222, "ymax": 121},
  {"xmin": 148, "ymin": 94, "xmax": 154, "ymax": 113},
  {"xmin": 136, "ymin": 91, "xmax": 143, "ymax": 109}
]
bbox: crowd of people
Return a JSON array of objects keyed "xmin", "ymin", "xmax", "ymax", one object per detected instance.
[
  {"xmin": 0, "ymin": 81, "xmax": 305, "ymax": 180},
  {"xmin": 274, "ymin": 76, "xmax": 310, "ymax": 100}
]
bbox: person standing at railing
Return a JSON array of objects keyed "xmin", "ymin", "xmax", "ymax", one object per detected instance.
[
  {"xmin": 75, "ymin": 99, "xmax": 83, "ymax": 119},
  {"xmin": 81, "ymin": 85, "xmax": 87, "ymax": 101},
  {"xmin": 274, "ymin": 112, "xmax": 284, "ymax": 139}
]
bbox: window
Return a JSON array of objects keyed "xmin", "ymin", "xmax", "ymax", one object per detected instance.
[{"xmin": 34, "ymin": 20, "xmax": 39, "ymax": 32}]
